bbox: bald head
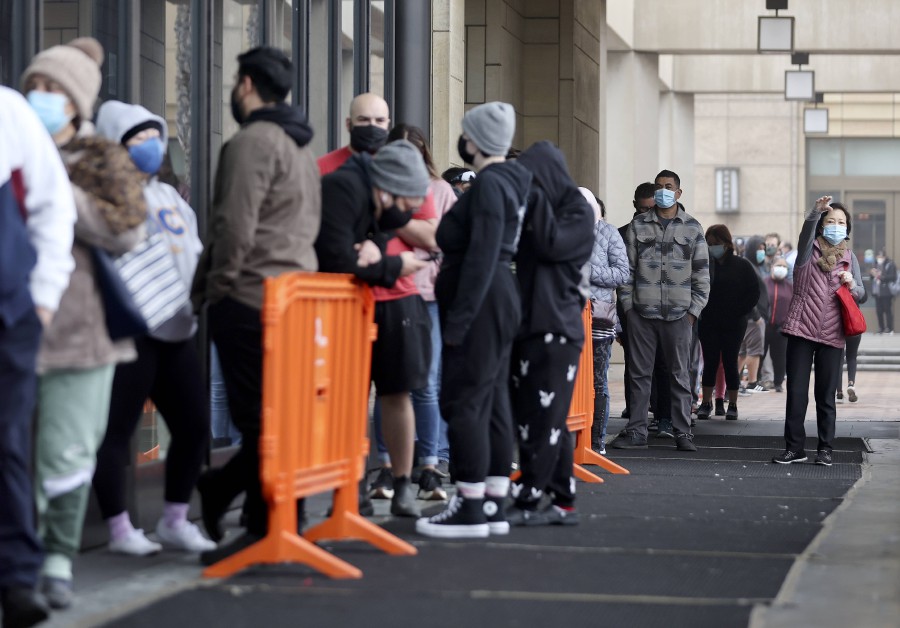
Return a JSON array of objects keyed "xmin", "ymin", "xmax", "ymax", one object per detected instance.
[{"xmin": 347, "ymin": 93, "xmax": 390, "ymax": 131}]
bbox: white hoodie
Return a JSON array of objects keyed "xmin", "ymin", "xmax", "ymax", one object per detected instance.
[{"xmin": 96, "ymin": 100, "xmax": 202, "ymax": 342}]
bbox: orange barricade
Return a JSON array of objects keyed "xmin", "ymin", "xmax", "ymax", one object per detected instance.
[{"xmin": 203, "ymin": 273, "xmax": 416, "ymax": 580}]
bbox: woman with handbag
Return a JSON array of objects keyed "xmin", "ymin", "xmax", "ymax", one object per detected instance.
[
  {"xmin": 21, "ymin": 38, "xmax": 148, "ymax": 610},
  {"xmin": 92, "ymin": 102, "xmax": 214, "ymax": 557},
  {"xmin": 774, "ymin": 198, "xmax": 864, "ymax": 466},
  {"xmin": 696, "ymin": 224, "xmax": 760, "ymax": 421}
]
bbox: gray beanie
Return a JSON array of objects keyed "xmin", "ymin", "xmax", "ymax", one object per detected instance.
[
  {"xmin": 370, "ymin": 139, "xmax": 430, "ymax": 197},
  {"xmin": 462, "ymin": 101, "xmax": 516, "ymax": 156},
  {"xmin": 21, "ymin": 37, "xmax": 104, "ymax": 122}
]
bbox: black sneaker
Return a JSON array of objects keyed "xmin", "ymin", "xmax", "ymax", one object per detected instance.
[
  {"xmin": 621, "ymin": 408, "xmax": 630, "ymax": 419},
  {"xmin": 725, "ymin": 402, "xmax": 738, "ymax": 420},
  {"xmin": 609, "ymin": 429, "xmax": 648, "ymax": 450},
  {"xmin": 675, "ymin": 433, "xmax": 697, "ymax": 452},
  {"xmin": 390, "ymin": 476, "xmax": 421, "ymax": 518},
  {"xmin": 774, "ymin": 384, "xmax": 783, "ymax": 393},
  {"xmin": 506, "ymin": 504, "xmax": 544, "ymax": 527},
  {"xmin": 483, "ymin": 496, "xmax": 509, "ymax": 535},
  {"xmin": 815, "ymin": 450, "xmax": 833, "ymax": 466},
  {"xmin": 772, "ymin": 450, "xmax": 808, "ymax": 464},
  {"xmin": 656, "ymin": 418, "xmax": 674, "ymax": 439},
  {"xmin": 715, "ymin": 398, "xmax": 726, "ymax": 416},
  {"xmin": 417, "ymin": 469, "xmax": 448, "ymax": 501},
  {"xmin": 368, "ymin": 467, "xmax": 394, "ymax": 500},
  {"xmin": 415, "ymin": 494, "xmax": 489, "ymax": 538},
  {"xmin": 540, "ymin": 504, "xmax": 580, "ymax": 526},
  {"xmin": 434, "ymin": 460, "xmax": 450, "ymax": 479},
  {"xmin": 696, "ymin": 402, "xmax": 712, "ymax": 420},
  {"xmin": 1, "ymin": 587, "xmax": 50, "ymax": 628}
]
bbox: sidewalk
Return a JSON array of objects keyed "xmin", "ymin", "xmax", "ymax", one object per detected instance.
[{"xmin": 35, "ymin": 364, "xmax": 900, "ymax": 628}]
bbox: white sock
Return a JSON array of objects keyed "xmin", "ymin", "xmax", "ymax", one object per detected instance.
[
  {"xmin": 455, "ymin": 481, "xmax": 485, "ymax": 500},
  {"xmin": 485, "ymin": 475, "xmax": 510, "ymax": 499}
]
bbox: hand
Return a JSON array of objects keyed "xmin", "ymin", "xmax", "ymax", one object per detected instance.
[
  {"xmin": 355, "ymin": 240, "xmax": 382, "ymax": 267},
  {"xmin": 839, "ymin": 271, "xmax": 854, "ymax": 288},
  {"xmin": 815, "ymin": 195, "xmax": 833, "ymax": 213},
  {"xmin": 687, "ymin": 313, "xmax": 696, "ymax": 325},
  {"xmin": 399, "ymin": 251, "xmax": 428, "ymax": 277},
  {"xmin": 35, "ymin": 307, "xmax": 53, "ymax": 329}
]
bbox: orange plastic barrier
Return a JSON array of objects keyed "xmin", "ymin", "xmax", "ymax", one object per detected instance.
[{"xmin": 203, "ymin": 273, "xmax": 416, "ymax": 580}]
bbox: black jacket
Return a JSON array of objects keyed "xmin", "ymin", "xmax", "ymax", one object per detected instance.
[
  {"xmin": 315, "ymin": 154, "xmax": 401, "ymax": 287},
  {"xmin": 514, "ymin": 141, "xmax": 594, "ymax": 345},
  {"xmin": 436, "ymin": 160, "xmax": 532, "ymax": 345},
  {"xmin": 702, "ymin": 253, "xmax": 760, "ymax": 329}
]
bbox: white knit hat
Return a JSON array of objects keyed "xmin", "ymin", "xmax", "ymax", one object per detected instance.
[{"xmin": 21, "ymin": 37, "xmax": 104, "ymax": 123}]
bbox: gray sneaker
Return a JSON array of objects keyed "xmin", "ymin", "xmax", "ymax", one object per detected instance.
[
  {"xmin": 656, "ymin": 418, "xmax": 674, "ymax": 438},
  {"xmin": 41, "ymin": 577, "xmax": 73, "ymax": 610},
  {"xmin": 675, "ymin": 433, "xmax": 697, "ymax": 452},
  {"xmin": 609, "ymin": 429, "xmax": 648, "ymax": 450}
]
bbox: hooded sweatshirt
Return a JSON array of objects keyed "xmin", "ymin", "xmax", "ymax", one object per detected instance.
[
  {"xmin": 96, "ymin": 101, "xmax": 203, "ymax": 341},
  {"xmin": 514, "ymin": 141, "xmax": 595, "ymax": 346}
]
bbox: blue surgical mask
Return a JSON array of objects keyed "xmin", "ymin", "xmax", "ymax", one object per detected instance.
[
  {"xmin": 128, "ymin": 137, "xmax": 165, "ymax": 174},
  {"xmin": 654, "ymin": 188, "xmax": 676, "ymax": 209},
  {"xmin": 27, "ymin": 90, "xmax": 71, "ymax": 135},
  {"xmin": 756, "ymin": 250, "xmax": 766, "ymax": 264},
  {"xmin": 822, "ymin": 225, "xmax": 847, "ymax": 245},
  {"xmin": 708, "ymin": 244, "xmax": 726, "ymax": 260}
]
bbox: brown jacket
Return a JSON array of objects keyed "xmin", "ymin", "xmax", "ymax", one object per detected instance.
[
  {"xmin": 38, "ymin": 126, "xmax": 147, "ymax": 373},
  {"xmin": 192, "ymin": 115, "xmax": 321, "ymax": 310}
]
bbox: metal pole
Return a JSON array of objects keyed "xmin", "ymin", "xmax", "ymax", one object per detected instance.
[
  {"xmin": 327, "ymin": 0, "xmax": 342, "ymax": 150},
  {"xmin": 353, "ymin": 0, "xmax": 369, "ymax": 95},
  {"xmin": 292, "ymin": 0, "xmax": 309, "ymax": 113},
  {"xmin": 383, "ymin": 0, "xmax": 394, "ymax": 117},
  {"xmin": 11, "ymin": 0, "xmax": 40, "ymax": 83},
  {"xmin": 393, "ymin": 0, "xmax": 430, "ymax": 139}
]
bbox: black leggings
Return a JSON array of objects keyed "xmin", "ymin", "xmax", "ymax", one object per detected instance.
[
  {"xmin": 699, "ymin": 323, "xmax": 744, "ymax": 390},
  {"xmin": 765, "ymin": 323, "xmax": 788, "ymax": 387},
  {"xmin": 94, "ymin": 335, "xmax": 209, "ymax": 518},
  {"xmin": 840, "ymin": 334, "xmax": 862, "ymax": 388}
]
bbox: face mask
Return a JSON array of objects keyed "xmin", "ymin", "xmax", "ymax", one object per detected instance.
[
  {"xmin": 756, "ymin": 250, "xmax": 766, "ymax": 264},
  {"xmin": 654, "ymin": 188, "xmax": 676, "ymax": 209},
  {"xmin": 128, "ymin": 137, "xmax": 165, "ymax": 174},
  {"xmin": 27, "ymin": 90, "xmax": 71, "ymax": 135},
  {"xmin": 350, "ymin": 125, "xmax": 388, "ymax": 154},
  {"xmin": 865, "ymin": 252, "xmax": 875, "ymax": 264},
  {"xmin": 876, "ymin": 257, "xmax": 885, "ymax": 265},
  {"xmin": 773, "ymin": 266, "xmax": 788, "ymax": 280},
  {"xmin": 708, "ymin": 244, "xmax": 726, "ymax": 260},
  {"xmin": 377, "ymin": 204, "xmax": 413, "ymax": 231},
  {"xmin": 822, "ymin": 225, "xmax": 847, "ymax": 245},
  {"xmin": 230, "ymin": 86, "xmax": 245, "ymax": 125},
  {"xmin": 765, "ymin": 245, "xmax": 777, "ymax": 256},
  {"xmin": 457, "ymin": 135, "xmax": 477, "ymax": 165}
]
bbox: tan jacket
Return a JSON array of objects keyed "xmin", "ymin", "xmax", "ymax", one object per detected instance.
[
  {"xmin": 193, "ymin": 119, "xmax": 321, "ymax": 310},
  {"xmin": 38, "ymin": 127, "xmax": 147, "ymax": 373}
]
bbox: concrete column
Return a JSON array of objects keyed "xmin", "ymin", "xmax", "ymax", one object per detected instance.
[
  {"xmin": 430, "ymin": 0, "xmax": 465, "ymax": 172},
  {"xmin": 395, "ymin": 0, "xmax": 431, "ymax": 136},
  {"xmin": 605, "ymin": 50, "xmax": 659, "ymax": 226},
  {"xmin": 659, "ymin": 91, "xmax": 695, "ymax": 211}
]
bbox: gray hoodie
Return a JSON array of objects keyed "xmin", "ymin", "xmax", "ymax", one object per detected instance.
[{"xmin": 96, "ymin": 100, "xmax": 202, "ymax": 342}]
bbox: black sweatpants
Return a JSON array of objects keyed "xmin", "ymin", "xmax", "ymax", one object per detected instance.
[
  {"xmin": 784, "ymin": 335, "xmax": 843, "ymax": 453},
  {"xmin": 840, "ymin": 333, "xmax": 862, "ymax": 387},
  {"xmin": 875, "ymin": 295, "xmax": 894, "ymax": 332},
  {"xmin": 699, "ymin": 322, "xmax": 744, "ymax": 390},
  {"xmin": 0, "ymin": 309, "xmax": 43, "ymax": 588},
  {"xmin": 438, "ymin": 266, "xmax": 519, "ymax": 484},
  {"xmin": 766, "ymin": 323, "xmax": 788, "ymax": 387},
  {"xmin": 510, "ymin": 335, "xmax": 581, "ymax": 508},
  {"xmin": 94, "ymin": 335, "xmax": 210, "ymax": 517},
  {"xmin": 206, "ymin": 297, "xmax": 267, "ymax": 535}
]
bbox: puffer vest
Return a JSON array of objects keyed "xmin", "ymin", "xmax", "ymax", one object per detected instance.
[{"xmin": 781, "ymin": 240, "xmax": 850, "ymax": 348}]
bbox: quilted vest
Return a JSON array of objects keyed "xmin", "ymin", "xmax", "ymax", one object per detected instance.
[{"xmin": 781, "ymin": 240, "xmax": 850, "ymax": 348}]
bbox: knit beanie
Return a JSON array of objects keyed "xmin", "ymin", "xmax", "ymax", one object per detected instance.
[
  {"xmin": 462, "ymin": 101, "xmax": 516, "ymax": 157},
  {"xmin": 21, "ymin": 37, "xmax": 104, "ymax": 122},
  {"xmin": 370, "ymin": 139, "xmax": 430, "ymax": 197}
]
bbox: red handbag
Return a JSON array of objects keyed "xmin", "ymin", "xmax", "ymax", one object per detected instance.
[{"xmin": 836, "ymin": 284, "xmax": 866, "ymax": 336}]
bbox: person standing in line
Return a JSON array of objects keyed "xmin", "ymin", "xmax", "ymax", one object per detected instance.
[
  {"xmin": 774, "ymin": 198, "xmax": 863, "ymax": 466},
  {"xmin": 191, "ymin": 47, "xmax": 321, "ymax": 564},
  {"xmin": 611, "ymin": 169, "xmax": 709, "ymax": 452},
  {"xmin": 764, "ymin": 257, "xmax": 794, "ymax": 393},
  {"xmin": 871, "ymin": 249, "xmax": 896, "ymax": 334},
  {"xmin": 503, "ymin": 142, "xmax": 595, "ymax": 526},
  {"xmin": 92, "ymin": 101, "xmax": 215, "ymax": 559},
  {"xmin": 0, "ymin": 85, "xmax": 76, "ymax": 628},
  {"xmin": 22, "ymin": 38, "xmax": 150, "ymax": 610},
  {"xmin": 416, "ymin": 102, "xmax": 532, "ymax": 538},
  {"xmin": 738, "ymin": 235, "xmax": 771, "ymax": 393},
  {"xmin": 696, "ymin": 224, "xmax": 759, "ymax": 422},
  {"xmin": 318, "ymin": 92, "xmax": 390, "ymax": 175}
]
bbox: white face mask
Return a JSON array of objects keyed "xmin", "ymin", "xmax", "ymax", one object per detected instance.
[
  {"xmin": 773, "ymin": 266, "xmax": 788, "ymax": 280},
  {"xmin": 876, "ymin": 257, "xmax": 885, "ymax": 265}
]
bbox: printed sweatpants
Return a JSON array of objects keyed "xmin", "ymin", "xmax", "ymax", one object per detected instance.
[{"xmin": 510, "ymin": 334, "xmax": 582, "ymax": 508}]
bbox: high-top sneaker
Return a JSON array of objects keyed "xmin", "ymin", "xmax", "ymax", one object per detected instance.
[
  {"xmin": 415, "ymin": 494, "xmax": 489, "ymax": 538},
  {"xmin": 483, "ymin": 496, "xmax": 509, "ymax": 535}
]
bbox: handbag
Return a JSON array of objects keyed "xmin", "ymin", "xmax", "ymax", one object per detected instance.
[
  {"xmin": 835, "ymin": 284, "xmax": 866, "ymax": 336},
  {"xmin": 93, "ymin": 226, "xmax": 189, "ymax": 339},
  {"xmin": 590, "ymin": 296, "xmax": 618, "ymax": 328}
]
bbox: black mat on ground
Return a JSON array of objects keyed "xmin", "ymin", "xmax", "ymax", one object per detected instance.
[
  {"xmin": 582, "ymin": 474, "xmax": 857, "ymax": 499},
  {"xmin": 596, "ymin": 458, "xmax": 863, "ymax": 480},
  {"xmin": 667, "ymin": 435, "xmax": 870, "ymax": 452},
  {"xmin": 607, "ymin": 446, "xmax": 863, "ymax": 463}
]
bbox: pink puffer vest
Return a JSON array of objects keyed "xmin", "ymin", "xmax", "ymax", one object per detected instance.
[{"xmin": 781, "ymin": 240, "xmax": 851, "ymax": 348}]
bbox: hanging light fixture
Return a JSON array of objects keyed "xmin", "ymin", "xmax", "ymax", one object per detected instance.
[
  {"xmin": 758, "ymin": 0, "xmax": 793, "ymax": 53},
  {"xmin": 785, "ymin": 52, "xmax": 815, "ymax": 101},
  {"xmin": 804, "ymin": 92, "xmax": 829, "ymax": 133}
]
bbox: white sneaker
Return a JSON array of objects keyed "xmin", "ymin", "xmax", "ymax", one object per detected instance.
[
  {"xmin": 155, "ymin": 519, "xmax": 217, "ymax": 552},
  {"xmin": 108, "ymin": 528, "xmax": 162, "ymax": 556}
]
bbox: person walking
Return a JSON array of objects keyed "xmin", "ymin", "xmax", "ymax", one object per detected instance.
[
  {"xmin": 610, "ymin": 169, "xmax": 709, "ymax": 452},
  {"xmin": 870, "ymin": 249, "xmax": 896, "ymax": 334},
  {"xmin": 416, "ymin": 102, "xmax": 532, "ymax": 538},
  {"xmin": 836, "ymin": 280, "xmax": 867, "ymax": 404},
  {"xmin": 22, "ymin": 38, "xmax": 150, "ymax": 610},
  {"xmin": 774, "ymin": 198, "xmax": 863, "ymax": 466},
  {"xmin": 696, "ymin": 224, "xmax": 759, "ymax": 421},
  {"xmin": 504, "ymin": 142, "xmax": 595, "ymax": 526},
  {"xmin": 92, "ymin": 101, "xmax": 214, "ymax": 559},
  {"xmin": 764, "ymin": 257, "xmax": 793, "ymax": 393},
  {"xmin": 0, "ymin": 84, "xmax": 77, "ymax": 628},
  {"xmin": 191, "ymin": 46, "xmax": 321, "ymax": 564}
]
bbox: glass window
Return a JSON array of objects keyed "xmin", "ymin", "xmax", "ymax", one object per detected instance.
[
  {"xmin": 808, "ymin": 138, "xmax": 842, "ymax": 177},
  {"xmin": 0, "ymin": 0, "xmax": 13, "ymax": 86},
  {"xmin": 370, "ymin": 1, "xmax": 385, "ymax": 98},
  {"xmin": 845, "ymin": 139, "xmax": 900, "ymax": 177},
  {"xmin": 216, "ymin": 0, "xmax": 261, "ymax": 153},
  {"xmin": 308, "ymin": 0, "xmax": 330, "ymax": 155}
]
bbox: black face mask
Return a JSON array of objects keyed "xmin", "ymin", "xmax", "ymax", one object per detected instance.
[
  {"xmin": 350, "ymin": 124, "xmax": 388, "ymax": 154},
  {"xmin": 378, "ymin": 205, "xmax": 413, "ymax": 231},
  {"xmin": 457, "ymin": 135, "xmax": 477, "ymax": 165},
  {"xmin": 230, "ymin": 86, "xmax": 245, "ymax": 125}
]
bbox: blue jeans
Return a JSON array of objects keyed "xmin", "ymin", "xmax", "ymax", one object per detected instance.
[
  {"xmin": 373, "ymin": 301, "xmax": 445, "ymax": 466},
  {"xmin": 593, "ymin": 339, "xmax": 612, "ymax": 442},
  {"xmin": 210, "ymin": 342, "xmax": 241, "ymax": 446}
]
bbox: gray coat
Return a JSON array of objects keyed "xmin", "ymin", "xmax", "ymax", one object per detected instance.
[{"xmin": 589, "ymin": 219, "xmax": 630, "ymax": 306}]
